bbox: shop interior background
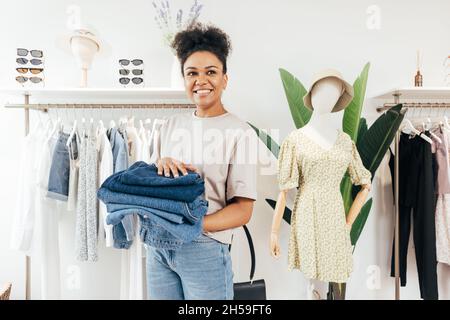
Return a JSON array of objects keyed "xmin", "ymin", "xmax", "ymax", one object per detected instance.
[{"xmin": 0, "ymin": 0, "xmax": 449, "ymax": 299}]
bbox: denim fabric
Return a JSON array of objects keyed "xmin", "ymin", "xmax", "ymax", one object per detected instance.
[
  {"xmin": 108, "ymin": 127, "xmax": 133, "ymax": 247},
  {"xmin": 106, "ymin": 206, "xmax": 205, "ymax": 242},
  {"xmin": 139, "ymin": 217, "xmax": 184, "ymax": 250},
  {"xmin": 112, "ymin": 222, "xmax": 133, "ymax": 249},
  {"xmin": 106, "ymin": 203, "xmax": 185, "ymax": 224},
  {"xmin": 108, "ymin": 127, "xmax": 129, "ymax": 173},
  {"xmin": 101, "ymin": 167, "xmax": 205, "ymax": 202},
  {"xmin": 145, "ymin": 234, "xmax": 234, "ymax": 300},
  {"xmin": 97, "ymin": 187, "xmax": 207, "ymax": 223},
  {"xmin": 121, "ymin": 161, "xmax": 201, "ymax": 186},
  {"xmin": 47, "ymin": 132, "xmax": 75, "ymax": 201}
]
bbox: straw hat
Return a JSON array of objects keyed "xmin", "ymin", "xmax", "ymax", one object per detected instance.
[
  {"xmin": 56, "ymin": 25, "xmax": 111, "ymax": 58},
  {"xmin": 303, "ymin": 69, "xmax": 354, "ymax": 113}
]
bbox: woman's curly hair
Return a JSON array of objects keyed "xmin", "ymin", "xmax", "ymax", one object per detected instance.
[{"xmin": 171, "ymin": 23, "xmax": 232, "ymax": 75}]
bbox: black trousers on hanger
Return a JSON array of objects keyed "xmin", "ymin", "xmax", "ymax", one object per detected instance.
[{"xmin": 390, "ymin": 132, "xmax": 438, "ymax": 300}]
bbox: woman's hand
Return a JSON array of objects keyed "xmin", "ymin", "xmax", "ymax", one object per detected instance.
[
  {"xmin": 270, "ymin": 231, "xmax": 281, "ymax": 259},
  {"xmin": 156, "ymin": 157, "xmax": 198, "ymax": 177}
]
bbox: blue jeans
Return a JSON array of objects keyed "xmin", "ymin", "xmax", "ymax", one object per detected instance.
[
  {"xmin": 98, "ymin": 187, "xmax": 208, "ymax": 249},
  {"xmin": 121, "ymin": 161, "xmax": 201, "ymax": 186},
  {"xmin": 47, "ymin": 132, "xmax": 74, "ymax": 201},
  {"xmin": 106, "ymin": 203, "xmax": 185, "ymax": 224},
  {"xmin": 107, "ymin": 127, "xmax": 129, "ymax": 173},
  {"xmin": 101, "ymin": 165, "xmax": 205, "ymax": 202},
  {"xmin": 112, "ymin": 208, "xmax": 204, "ymax": 243},
  {"xmin": 97, "ymin": 188, "xmax": 207, "ymax": 223},
  {"xmin": 146, "ymin": 234, "xmax": 234, "ymax": 300},
  {"xmin": 107, "ymin": 127, "xmax": 131, "ymax": 243}
]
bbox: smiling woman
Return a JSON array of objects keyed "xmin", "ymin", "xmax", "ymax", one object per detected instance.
[
  {"xmin": 147, "ymin": 23, "xmax": 258, "ymax": 300},
  {"xmin": 171, "ymin": 23, "xmax": 231, "ymax": 117}
]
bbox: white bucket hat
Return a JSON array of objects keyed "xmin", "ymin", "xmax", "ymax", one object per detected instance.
[
  {"xmin": 303, "ymin": 68, "xmax": 354, "ymax": 113},
  {"xmin": 56, "ymin": 25, "xmax": 111, "ymax": 58}
]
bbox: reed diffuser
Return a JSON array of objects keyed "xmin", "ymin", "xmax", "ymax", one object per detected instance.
[{"xmin": 415, "ymin": 50, "xmax": 423, "ymax": 87}]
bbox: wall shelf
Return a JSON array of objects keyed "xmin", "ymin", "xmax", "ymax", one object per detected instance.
[
  {"xmin": 372, "ymin": 87, "xmax": 450, "ymax": 101},
  {"xmin": 0, "ymin": 87, "xmax": 191, "ymax": 104}
]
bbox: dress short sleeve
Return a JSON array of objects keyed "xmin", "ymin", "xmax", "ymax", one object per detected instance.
[
  {"xmin": 348, "ymin": 141, "xmax": 371, "ymax": 186},
  {"xmin": 278, "ymin": 134, "xmax": 300, "ymax": 190}
]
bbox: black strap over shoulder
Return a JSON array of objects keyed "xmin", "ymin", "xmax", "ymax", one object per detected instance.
[{"xmin": 228, "ymin": 225, "xmax": 255, "ymax": 281}]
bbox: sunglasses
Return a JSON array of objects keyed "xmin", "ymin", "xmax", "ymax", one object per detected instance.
[
  {"xmin": 16, "ymin": 67, "xmax": 44, "ymax": 74},
  {"xmin": 119, "ymin": 77, "xmax": 144, "ymax": 85},
  {"xmin": 119, "ymin": 69, "xmax": 143, "ymax": 76},
  {"xmin": 17, "ymin": 57, "xmax": 43, "ymax": 65},
  {"xmin": 17, "ymin": 48, "xmax": 43, "ymax": 58},
  {"xmin": 16, "ymin": 75, "xmax": 43, "ymax": 84},
  {"xmin": 119, "ymin": 59, "xmax": 143, "ymax": 66}
]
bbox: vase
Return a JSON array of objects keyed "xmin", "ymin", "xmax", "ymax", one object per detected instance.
[{"xmin": 170, "ymin": 54, "xmax": 184, "ymax": 89}]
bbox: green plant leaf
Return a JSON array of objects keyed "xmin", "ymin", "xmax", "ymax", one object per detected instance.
[
  {"xmin": 279, "ymin": 68, "xmax": 312, "ymax": 129},
  {"xmin": 248, "ymin": 122, "xmax": 280, "ymax": 158},
  {"xmin": 351, "ymin": 118, "xmax": 369, "ymax": 199},
  {"xmin": 341, "ymin": 63, "xmax": 370, "ymax": 219},
  {"xmin": 357, "ymin": 104, "xmax": 405, "ymax": 178},
  {"xmin": 341, "ymin": 175, "xmax": 353, "ymax": 215},
  {"xmin": 351, "ymin": 198, "xmax": 373, "ymax": 246},
  {"xmin": 357, "ymin": 117, "xmax": 368, "ymax": 145},
  {"xmin": 343, "ymin": 63, "xmax": 370, "ymax": 142},
  {"xmin": 266, "ymin": 198, "xmax": 292, "ymax": 224}
]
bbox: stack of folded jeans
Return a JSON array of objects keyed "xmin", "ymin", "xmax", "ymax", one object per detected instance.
[{"xmin": 97, "ymin": 161, "xmax": 208, "ymax": 250}]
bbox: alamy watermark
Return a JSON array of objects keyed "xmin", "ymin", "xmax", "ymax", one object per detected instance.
[
  {"xmin": 366, "ymin": 5, "xmax": 381, "ymax": 30},
  {"xmin": 162, "ymin": 123, "xmax": 279, "ymax": 176}
]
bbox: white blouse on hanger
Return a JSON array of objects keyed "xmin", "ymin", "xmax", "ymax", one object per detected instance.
[
  {"xmin": 97, "ymin": 127, "xmax": 114, "ymax": 247},
  {"xmin": 10, "ymin": 122, "xmax": 45, "ymax": 253},
  {"xmin": 120, "ymin": 125, "xmax": 146, "ymax": 300}
]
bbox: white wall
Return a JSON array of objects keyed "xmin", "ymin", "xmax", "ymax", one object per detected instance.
[{"xmin": 1, "ymin": 0, "xmax": 450, "ymax": 300}]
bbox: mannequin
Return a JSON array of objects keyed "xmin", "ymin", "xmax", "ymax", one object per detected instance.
[
  {"xmin": 270, "ymin": 75, "xmax": 371, "ymax": 299},
  {"xmin": 300, "ymin": 77, "xmax": 343, "ymax": 149}
]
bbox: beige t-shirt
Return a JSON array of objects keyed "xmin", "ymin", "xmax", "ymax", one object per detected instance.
[{"xmin": 157, "ymin": 111, "xmax": 258, "ymax": 244}]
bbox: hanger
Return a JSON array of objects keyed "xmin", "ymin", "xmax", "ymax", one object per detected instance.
[
  {"xmin": 403, "ymin": 119, "xmax": 434, "ymax": 145},
  {"xmin": 66, "ymin": 119, "xmax": 77, "ymax": 147},
  {"xmin": 130, "ymin": 106, "xmax": 136, "ymax": 128},
  {"xmin": 426, "ymin": 117, "xmax": 442, "ymax": 144},
  {"xmin": 127, "ymin": 114, "xmax": 135, "ymax": 128},
  {"xmin": 95, "ymin": 104, "xmax": 104, "ymax": 134},
  {"xmin": 49, "ymin": 114, "xmax": 62, "ymax": 139},
  {"xmin": 442, "ymin": 110, "xmax": 450, "ymax": 131},
  {"xmin": 66, "ymin": 104, "xmax": 77, "ymax": 147},
  {"xmin": 44, "ymin": 113, "xmax": 52, "ymax": 134},
  {"xmin": 54, "ymin": 105, "xmax": 62, "ymax": 132},
  {"xmin": 138, "ymin": 119, "xmax": 146, "ymax": 137},
  {"xmin": 39, "ymin": 106, "xmax": 52, "ymax": 137},
  {"xmin": 419, "ymin": 105, "xmax": 427, "ymax": 131},
  {"xmin": 97, "ymin": 104, "xmax": 105, "ymax": 133},
  {"xmin": 109, "ymin": 105, "xmax": 116, "ymax": 129},
  {"xmin": 119, "ymin": 104, "xmax": 127, "ymax": 130},
  {"xmin": 444, "ymin": 116, "xmax": 450, "ymax": 131},
  {"xmin": 36, "ymin": 104, "xmax": 44, "ymax": 127}
]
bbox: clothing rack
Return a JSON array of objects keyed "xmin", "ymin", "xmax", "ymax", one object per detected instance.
[
  {"xmin": 377, "ymin": 102, "xmax": 450, "ymax": 113},
  {"xmin": 2, "ymin": 88, "xmax": 195, "ymax": 300},
  {"xmin": 375, "ymin": 88, "xmax": 450, "ymax": 300},
  {"xmin": 4, "ymin": 103, "xmax": 196, "ymax": 112}
]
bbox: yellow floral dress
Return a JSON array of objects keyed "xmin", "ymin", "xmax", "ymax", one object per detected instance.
[{"xmin": 278, "ymin": 129, "xmax": 371, "ymax": 283}]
